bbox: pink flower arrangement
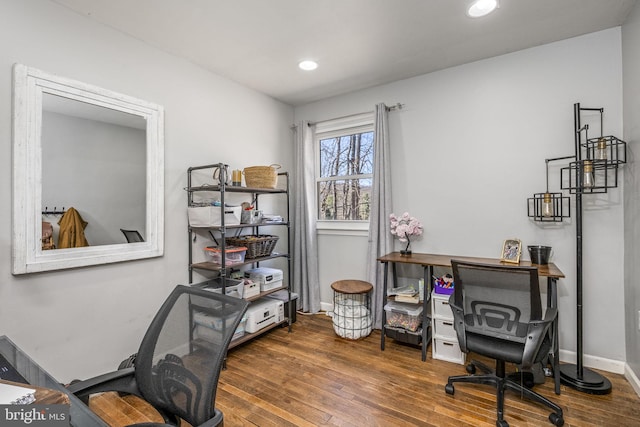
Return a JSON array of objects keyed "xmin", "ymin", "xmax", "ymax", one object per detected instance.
[{"xmin": 389, "ymin": 212, "xmax": 423, "ymax": 242}]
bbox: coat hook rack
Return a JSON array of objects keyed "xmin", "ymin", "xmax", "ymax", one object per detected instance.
[{"xmin": 42, "ymin": 206, "xmax": 66, "ymax": 215}]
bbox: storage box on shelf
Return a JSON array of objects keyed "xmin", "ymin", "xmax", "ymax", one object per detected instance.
[
  {"xmin": 384, "ymin": 325, "xmax": 423, "ymax": 345},
  {"xmin": 384, "ymin": 301, "xmax": 423, "ymax": 332},
  {"xmin": 191, "ymin": 277, "xmax": 244, "ymax": 299},
  {"xmin": 193, "ymin": 307, "xmax": 246, "ymax": 344},
  {"xmin": 243, "ymin": 279, "xmax": 260, "ymax": 299},
  {"xmin": 204, "ymin": 245, "xmax": 247, "ymax": 266},
  {"xmin": 383, "ymin": 300, "xmax": 429, "ymax": 349},
  {"xmin": 380, "ymin": 274, "xmax": 432, "ymax": 362},
  {"xmin": 431, "ymin": 291, "xmax": 465, "ymax": 364},
  {"xmin": 188, "ymin": 205, "xmax": 242, "ymax": 227},
  {"xmin": 244, "ymin": 267, "xmax": 283, "ymax": 292}
]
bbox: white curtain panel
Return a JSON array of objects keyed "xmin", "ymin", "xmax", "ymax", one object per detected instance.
[
  {"xmin": 366, "ymin": 104, "xmax": 393, "ymax": 329},
  {"xmin": 292, "ymin": 121, "xmax": 321, "ymax": 313}
]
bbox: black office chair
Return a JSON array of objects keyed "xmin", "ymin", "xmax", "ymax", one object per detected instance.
[
  {"xmin": 68, "ymin": 285, "xmax": 248, "ymax": 427},
  {"xmin": 444, "ymin": 260, "xmax": 564, "ymax": 427},
  {"xmin": 121, "ymin": 228, "xmax": 145, "ymax": 243}
]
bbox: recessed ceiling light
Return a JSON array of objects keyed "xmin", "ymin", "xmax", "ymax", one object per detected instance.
[
  {"xmin": 298, "ymin": 60, "xmax": 318, "ymax": 71},
  {"xmin": 467, "ymin": 0, "xmax": 498, "ymax": 18}
]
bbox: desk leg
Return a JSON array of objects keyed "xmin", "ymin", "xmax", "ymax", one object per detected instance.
[
  {"xmin": 380, "ymin": 261, "xmax": 388, "ymax": 351},
  {"xmin": 421, "ymin": 266, "xmax": 431, "ymax": 362},
  {"xmin": 548, "ymin": 277, "xmax": 561, "ymax": 395}
]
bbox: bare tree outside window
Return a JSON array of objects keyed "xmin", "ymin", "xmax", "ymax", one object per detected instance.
[{"xmin": 318, "ymin": 131, "xmax": 373, "ymax": 220}]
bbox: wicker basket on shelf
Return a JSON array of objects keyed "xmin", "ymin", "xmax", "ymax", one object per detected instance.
[
  {"xmin": 243, "ymin": 164, "xmax": 281, "ymax": 189},
  {"xmin": 226, "ymin": 235, "xmax": 279, "ymax": 258}
]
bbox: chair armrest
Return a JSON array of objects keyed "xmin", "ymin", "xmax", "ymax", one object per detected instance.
[
  {"xmin": 67, "ymin": 367, "xmax": 141, "ymax": 404},
  {"xmin": 521, "ymin": 307, "xmax": 558, "ymax": 368}
]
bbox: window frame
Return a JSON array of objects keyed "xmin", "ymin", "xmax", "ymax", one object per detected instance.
[{"xmin": 314, "ymin": 112, "xmax": 374, "ymax": 234}]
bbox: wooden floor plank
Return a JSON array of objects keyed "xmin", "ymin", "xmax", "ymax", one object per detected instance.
[
  {"xmin": 89, "ymin": 313, "xmax": 640, "ymax": 426},
  {"xmin": 218, "ymin": 313, "xmax": 640, "ymax": 427},
  {"xmin": 89, "ymin": 392, "xmax": 164, "ymax": 426}
]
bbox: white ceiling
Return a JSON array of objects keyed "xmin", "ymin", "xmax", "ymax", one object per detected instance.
[{"xmin": 51, "ymin": 0, "xmax": 637, "ymax": 106}]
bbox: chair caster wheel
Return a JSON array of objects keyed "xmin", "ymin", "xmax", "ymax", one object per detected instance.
[
  {"xmin": 466, "ymin": 363, "xmax": 476, "ymax": 374},
  {"xmin": 496, "ymin": 419, "xmax": 509, "ymax": 427},
  {"xmin": 445, "ymin": 383, "xmax": 455, "ymax": 395},
  {"xmin": 549, "ymin": 413, "xmax": 564, "ymax": 426}
]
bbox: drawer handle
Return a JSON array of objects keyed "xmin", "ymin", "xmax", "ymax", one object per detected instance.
[
  {"xmin": 443, "ymin": 342, "xmax": 454, "ymax": 347},
  {"xmin": 443, "ymin": 322, "xmax": 453, "ymax": 326},
  {"xmin": 440, "ymin": 301, "xmax": 449, "ymax": 306}
]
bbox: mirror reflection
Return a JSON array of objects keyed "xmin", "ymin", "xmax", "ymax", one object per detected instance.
[{"xmin": 41, "ymin": 94, "xmax": 147, "ymax": 248}]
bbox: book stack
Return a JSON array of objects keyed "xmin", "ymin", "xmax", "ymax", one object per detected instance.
[{"xmin": 387, "ymin": 284, "xmax": 420, "ymax": 304}]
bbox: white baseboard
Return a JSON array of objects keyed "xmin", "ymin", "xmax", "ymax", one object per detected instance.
[
  {"xmin": 559, "ymin": 349, "xmax": 626, "ymax": 374},
  {"xmin": 625, "ymin": 364, "xmax": 640, "ymax": 398},
  {"xmin": 320, "ymin": 301, "xmax": 333, "ymax": 313}
]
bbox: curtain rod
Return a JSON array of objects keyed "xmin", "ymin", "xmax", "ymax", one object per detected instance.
[{"xmin": 290, "ymin": 102, "xmax": 405, "ymax": 129}]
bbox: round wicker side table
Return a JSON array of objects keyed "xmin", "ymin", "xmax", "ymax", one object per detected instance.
[{"xmin": 331, "ymin": 279, "xmax": 373, "ymax": 340}]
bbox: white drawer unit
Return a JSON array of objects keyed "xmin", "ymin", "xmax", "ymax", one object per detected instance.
[
  {"xmin": 431, "ymin": 291, "xmax": 465, "ymax": 364},
  {"xmin": 433, "ymin": 317, "xmax": 457, "ymax": 339}
]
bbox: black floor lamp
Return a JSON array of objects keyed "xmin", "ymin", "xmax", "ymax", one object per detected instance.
[{"xmin": 528, "ymin": 103, "xmax": 626, "ymax": 394}]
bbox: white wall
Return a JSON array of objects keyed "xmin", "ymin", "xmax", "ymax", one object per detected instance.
[
  {"xmin": 295, "ymin": 28, "xmax": 626, "ymax": 367},
  {"xmin": 622, "ymin": 1, "xmax": 640, "ymax": 384},
  {"xmin": 0, "ymin": 0, "xmax": 293, "ymax": 382}
]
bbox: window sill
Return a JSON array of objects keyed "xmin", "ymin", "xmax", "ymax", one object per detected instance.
[{"xmin": 317, "ymin": 221, "xmax": 369, "ymax": 237}]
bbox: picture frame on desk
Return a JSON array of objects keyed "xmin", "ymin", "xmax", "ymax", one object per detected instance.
[{"xmin": 500, "ymin": 239, "xmax": 522, "ymax": 264}]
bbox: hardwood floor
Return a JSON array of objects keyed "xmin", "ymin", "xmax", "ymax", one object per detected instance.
[
  {"xmin": 88, "ymin": 313, "xmax": 639, "ymax": 426},
  {"xmin": 216, "ymin": 313, "xmax": 640, "ymax": 427}
]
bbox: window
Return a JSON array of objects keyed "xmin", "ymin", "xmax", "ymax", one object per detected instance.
[{"xmin": 315, "ymin": 114, "xmax": 374, "ymax": 225}]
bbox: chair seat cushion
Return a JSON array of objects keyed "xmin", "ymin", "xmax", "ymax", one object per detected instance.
[{"xmin": 465, "ymin": 333, "xmax": 551, "ymax": 365}]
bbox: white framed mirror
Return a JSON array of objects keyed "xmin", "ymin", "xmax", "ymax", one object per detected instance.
[{"xmin": 12, "ymin": 64, "xmax": 164, "ymax": 274}]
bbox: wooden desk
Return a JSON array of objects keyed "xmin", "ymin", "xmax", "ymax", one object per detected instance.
[
  {"xmin": 377, "ymin": 252, "xmax": 564, "ymax": 394},
  {"xmin": 377, "ymin": 252, "xmax": 565, "ymax": 278},
  {"xmin": 0, "ymin": 336, "xmax": 108, "ymax": 426}
]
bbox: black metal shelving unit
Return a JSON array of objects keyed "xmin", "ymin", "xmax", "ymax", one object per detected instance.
[{"xmin": 186, "ymin": 163, "xmax": 292, "ymax": 343}]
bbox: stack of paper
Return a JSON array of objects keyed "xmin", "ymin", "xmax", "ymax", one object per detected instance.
[
  {"xmin": 0, "ymin": 383, "xmax": 36, "ymax": 405},
  {"xmin": 387, "ymin": 284, "xmax": 420, "ymax": 303}
]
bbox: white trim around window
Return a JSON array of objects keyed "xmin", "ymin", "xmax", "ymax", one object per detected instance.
[
  {"xmin": 314, "ymin": 111, "xmax": 375, "ymax": 233},
  {"xmin": 317, "ymin": 220, "xmax": 370, "ymax": 236}
]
